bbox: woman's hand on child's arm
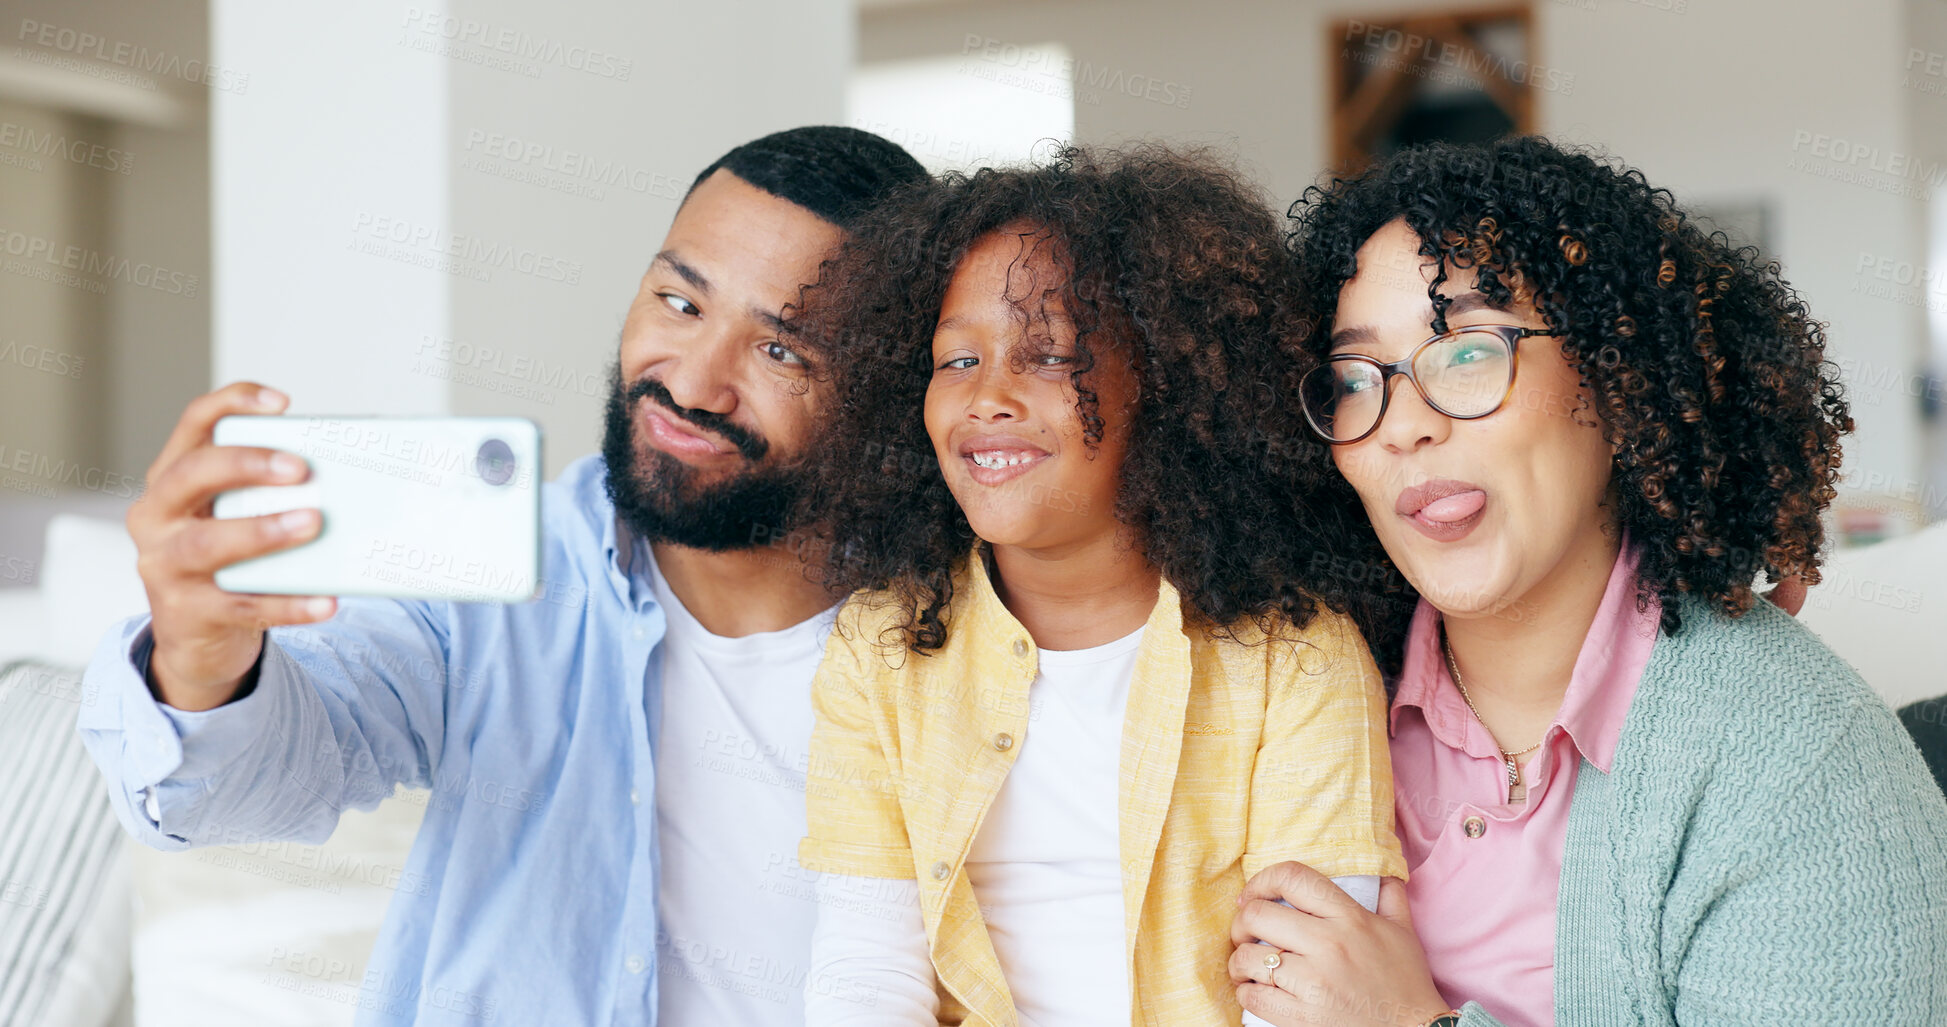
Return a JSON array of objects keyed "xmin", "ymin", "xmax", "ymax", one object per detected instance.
[
  {"xmin": 1228, "ymin": 861, "xmax": 1451, "ymax": 1027},
  {"xmin": 1240, "ymin": 874, "xmax": 1378, "ymax": 1027}
]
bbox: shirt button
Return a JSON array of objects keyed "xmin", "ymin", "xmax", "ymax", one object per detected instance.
[
  {"xmin": 1462, "ymin": 816, "xmax": 1488, "ymax": 839},
  {"xmin": 629, "ymin": 788, "xmax": 640, "ymax": 806},
  {"xmin": 930, "ymin": 860, "xmax": 951, "ymax": 881},
  {"xmin": 631, "ymin": 625, "xmax": 647, "ymax": 641},
  {"xmin": 1011, "ymin": 638, "xmax": 1028, "ymax": 658},
  {"xmin": 625, "ymin": 954, "xmax": 646, "ymax": 974},
  {"xmin": 992, "ymin": 732, "xmax": 1014, "ymax": 752}
]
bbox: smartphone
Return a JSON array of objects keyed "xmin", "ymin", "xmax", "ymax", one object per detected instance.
[{"xmin": 212, "ymin": 415, "xmax": 542, "ymax": 604}]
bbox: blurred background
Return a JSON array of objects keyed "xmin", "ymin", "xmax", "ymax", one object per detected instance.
[{"xmin": 0, "ymin": 1, "xmax": 1943, "ymax": 1024}]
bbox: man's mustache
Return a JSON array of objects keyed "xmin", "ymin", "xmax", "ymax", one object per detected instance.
[{"xmin": 626, "ymin": 377, "xmax": 768, "ymax": 462}]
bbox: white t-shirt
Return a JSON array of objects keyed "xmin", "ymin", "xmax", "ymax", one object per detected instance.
[
  {"xmin": 963, "ymin": 625, "xmax": 1143, "ymax": 1025},
  {"xmin": 648, "ymin": 554, "xmax": 839, "ymax": 1026}
]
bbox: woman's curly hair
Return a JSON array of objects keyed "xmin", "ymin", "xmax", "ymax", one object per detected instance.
[
  {"xmin": 1287, "ymin": 135, "xmax": 1852, "ymax": 652},
  {"xmin": 787, "ymin": 144, "xmax": 1389, "ymax": 653}
]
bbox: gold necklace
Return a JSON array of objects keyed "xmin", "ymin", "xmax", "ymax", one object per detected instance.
[{"xmin": 1441, "ymin": 631, "xmax": 1542, "ymax": 805}]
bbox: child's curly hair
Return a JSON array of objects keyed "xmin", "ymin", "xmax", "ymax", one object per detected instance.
[
  {"xmin": 786, "ymin": 144, "xmax": 1389, "ymax": 653},
  {"xmin": 1288, "ymin": 135, "xmax": 1853, "ymax": 652}
]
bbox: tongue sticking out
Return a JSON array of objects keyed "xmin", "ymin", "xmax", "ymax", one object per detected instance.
[{"xmin": 1420, "ymin": 490, "xmax": 1486, "ymax": 524}]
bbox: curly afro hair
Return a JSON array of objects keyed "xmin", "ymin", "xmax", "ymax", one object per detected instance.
[
  {"xmin": 1287, "ymin": 135, "xmax": 1853, "ymax": 647},
  {"xmin": 787, "ymin": 143, "xmax": 1389, "ymax": 653}
]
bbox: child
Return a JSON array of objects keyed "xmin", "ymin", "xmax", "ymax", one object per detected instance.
[{"xmin": 789, "ymin": 146, "xmax": 1407, "ymax": 1026}]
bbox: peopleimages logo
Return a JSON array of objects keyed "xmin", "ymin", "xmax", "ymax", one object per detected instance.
[
  {"xmin": 460, "ymin": 129, "xmax": 682, "ymax": 199},
  {"xmin": 1791, "ymin": 131, "xmax": 1947, "ymax": 182},
  {"xmin": 0, "ymin": 340, "xmax": 85, "ymax": 379},
  {"xmin": 0, "ymin": 227, "xmax": 198, "ymax": 296},
  {"xmin": 15, "ymin": 19, "xmax": 249, "ymax": 93},
  {"xmin": 400, "ymin": 7, "xmax": 632, "ymax": 81},
  {"xmin": 0, "ymin": 121, "xmax": 134, "ymax": 174},
  {"xmin": 1341, "ymin": 20, "xmax": 1575, "ymax": 96},
  {"xmin": 348, "ymin": 211, "xmax": 584, "ymax": 286},
  {"xmin": 959, "ymin": 35, "xmax": 1193, "ymax": 109},
  {"xmin": 0, "ymin": 445, "xmax": 144, "ymax": 499},
  {"xmin": 1787, "ymin": 130, "xmax": 1947, "ymax": 202}
]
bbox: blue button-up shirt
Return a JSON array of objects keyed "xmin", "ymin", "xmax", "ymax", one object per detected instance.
[{"xmin": 79, "ymin": 453, "xmax": 673, "ymax": 1026}]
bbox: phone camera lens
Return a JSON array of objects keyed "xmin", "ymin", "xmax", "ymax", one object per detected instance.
[{"xmin": 476, "ymin": 439, "xmax": 516, "ymax": 486}]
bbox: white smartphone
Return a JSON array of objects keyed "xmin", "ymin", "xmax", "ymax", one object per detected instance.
[{"xmin": 212, "ymin": 415, "xmax": 542, "ymax": 604}]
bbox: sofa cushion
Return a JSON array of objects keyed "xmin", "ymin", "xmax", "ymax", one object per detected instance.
[{"xmin": 0, "ymin": 660, "xmax": 131, "ymax": 1026}]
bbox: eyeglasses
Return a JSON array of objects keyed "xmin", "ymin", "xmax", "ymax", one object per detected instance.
[{"xmin": 1299, "ymin": 324, "xmax": 1565, "ymax": 444}]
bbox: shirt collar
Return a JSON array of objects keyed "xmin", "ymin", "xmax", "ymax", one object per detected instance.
[{"xmin": 1390, "ymin": 540, "xmax": 1659, "ymax": 773}]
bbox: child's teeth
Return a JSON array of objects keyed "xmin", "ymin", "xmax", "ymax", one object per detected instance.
[{"xmin": 972, "ymin": 452, "xmax": 1033, "ymax": 469}]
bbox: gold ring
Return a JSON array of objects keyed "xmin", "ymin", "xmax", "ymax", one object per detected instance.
[{"xmin": 1262, "ymin": 950, "xmax": 1283, "ymax": 971}]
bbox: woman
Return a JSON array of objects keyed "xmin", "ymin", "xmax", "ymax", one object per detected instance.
[{"xmin": 1229, "ymin": 137, "xmax": 1947, "ymax": 1026}]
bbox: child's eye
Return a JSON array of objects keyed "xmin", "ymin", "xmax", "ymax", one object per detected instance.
[
  {"xmin": 937, "ymin": 356, "xmax": 978, "ymax": 371},
  {"xmin": 1034, "ymin": 353, "xmax": 1072, "ymax": 367}
]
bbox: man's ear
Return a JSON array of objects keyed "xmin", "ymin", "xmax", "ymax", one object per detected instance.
[{"xmin": 1765, "ymin": 575, "xmax": 1808, "ymax": 617}]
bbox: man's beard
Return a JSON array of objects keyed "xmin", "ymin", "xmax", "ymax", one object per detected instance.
[{"xmin": 600, "ymin": 362, "xmax": 810, "ymax": 553}]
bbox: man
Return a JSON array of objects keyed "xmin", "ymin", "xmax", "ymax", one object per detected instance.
[{"xmin": 78, "ymin": 126, "xmax": 928, "ymax": 1026}]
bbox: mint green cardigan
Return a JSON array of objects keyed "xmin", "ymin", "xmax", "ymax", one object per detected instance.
[{"xmin": 1455, "ymin": 595, "xmax": 1947, "ymax": 1025}]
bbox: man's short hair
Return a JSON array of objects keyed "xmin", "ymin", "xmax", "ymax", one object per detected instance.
[{"xmin": 688, "ymin": 125, "xmax": 928, "ymax": 230}]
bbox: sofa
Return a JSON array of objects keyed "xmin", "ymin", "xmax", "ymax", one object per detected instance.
[{"xmin": 0, "ymin": 512, "xmax": 423, "ymax": 1027}]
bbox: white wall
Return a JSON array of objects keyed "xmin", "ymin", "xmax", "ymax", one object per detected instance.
[
  {"xmin": 862, "ymin": 0, "xmax": 1936, "ymax": 525},
  {"xmin": 211, "ymin": 0, "xmax": 453, "ymax": 416},
  {"xmin": 444, "ymin": 0, "xmax": 855, "ymax": 474},
  {"xmin": 215, "ymin": 0, "xmax": 855, "ymax": 477},
  {"xmin": 1540, "ymin": 0, "xmax": 1927, "ymax": 526}
]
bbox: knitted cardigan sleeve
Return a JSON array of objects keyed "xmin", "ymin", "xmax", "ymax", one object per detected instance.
[{"xmin": 1663, "ymin": 692, "xmax": 1947, "ymax": 1023}]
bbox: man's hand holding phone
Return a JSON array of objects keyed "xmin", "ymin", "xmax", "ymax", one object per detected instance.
[{"xmin": 127, "ymin": 381, "xmax": 335, "ymax": 712}]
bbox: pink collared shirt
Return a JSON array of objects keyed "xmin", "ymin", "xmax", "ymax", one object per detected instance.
[{"xmin": 1392, "ymin": 545, "xmax": 1659, "ymax": 1027}]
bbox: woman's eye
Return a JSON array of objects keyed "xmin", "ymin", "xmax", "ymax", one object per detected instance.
[
  {"xmin": 659, "ymin": 293, "xmax": 698, "ymax": 317},
  {"xmin": 761, "ymin": 341, "xmax": 806, "ymax": 367},
  {"xmin": 1034, "ymin": 353, "xmax": 1072, "ymax": 367},
  {"xmin": 1452, "ymin": 342, "xmax": 1494, "ymax": 365},
  {"xmin": 937, "ymin": 356, "xmax": 978, "ymax": 371}
]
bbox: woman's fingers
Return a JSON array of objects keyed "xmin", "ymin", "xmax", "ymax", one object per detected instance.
[
  {"xmin": 1236, "ymin": 982, "xmax": 1306, "ymax": 1027},
  {"xmin": 1230, "ymin": 895, "xmax": 1318, "ymax": 951},
  {"xmin": 1228, "ymin": 941, "xmax": 1290, "ymax": 987},
  {"xmin": 1376, "ymin": 876, "xmax": 1415, "ymax": 929},
  {"xmin": 1232, "ymin": 860, "xmax": 1371, "ymax": 953},
  {"xmin": 1241, "ymin": 860, "xmax": 1367, "ymax": 918}
]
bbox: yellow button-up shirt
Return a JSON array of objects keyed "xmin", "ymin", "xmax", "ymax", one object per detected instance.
[{"xmin": 800, "ymin": 551, "xmax": 1407, "ymax": 1026}]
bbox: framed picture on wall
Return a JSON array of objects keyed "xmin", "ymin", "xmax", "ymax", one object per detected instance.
[{"xmin": 1330, "ymin": 5, "xmax": 1553, "ymax": 172}]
